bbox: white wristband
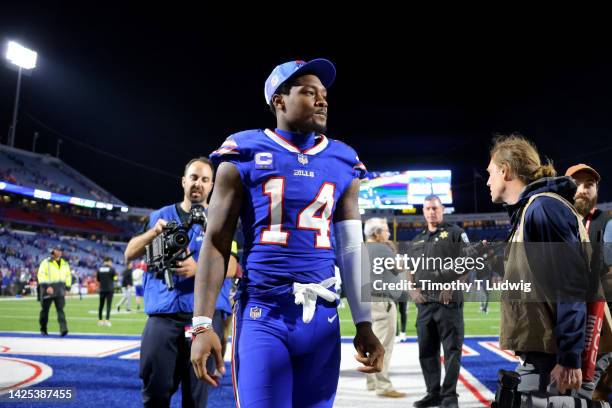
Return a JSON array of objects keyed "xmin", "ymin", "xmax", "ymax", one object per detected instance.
[{"xmin": 192, "ymin": 316, "xmax": 213, "ymax": 327}]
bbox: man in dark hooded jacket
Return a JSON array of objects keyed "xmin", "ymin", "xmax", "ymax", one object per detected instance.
[{"xmin": 486, "ymin": 134, "xmax": 595, "ymax": 396}]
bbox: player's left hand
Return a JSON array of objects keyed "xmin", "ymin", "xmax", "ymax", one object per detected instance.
[
  {"xmin": 191, "ymin": 329, "xmax": 225, "ymax": 386},
  {"xmin": 353, "ymin": 322, "xmax": 384, "ymax": 373},
  {"xmin": 175, "ymin": 250, "xmax": 197, "ymax": 278}
]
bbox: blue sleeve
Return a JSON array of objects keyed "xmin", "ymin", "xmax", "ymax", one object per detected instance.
[
  {"xmin": 523, "ymin": 197, "xmax": 579, "ymax": 243},
  {"xmin": 353, "ymin": 155, "xmax": 367, "ymax": 180},
  {"xmin": 147, "ymin": 209, "xmax": 162, "ymax": 230},
  {"xmin": 605, "ymin": 219, "xmax": 612, "ymax": 266},
  {"xmin": 331, "ymin": 139, "xmax": 367, "ymax": 180},
  {"xmin": 210, "ymin": 133, "xmax": 251, "ymax": 181},
  {"xmin": 555, "ymin": 302, "xmax": 586, "ymax": 368},
  {"xmin": 524, "ymin": 197, "xmax": 587, "ymax": 368},
  {"xmin": 347, "ymin": 145, "xmax": 367, "ymax": 180}
]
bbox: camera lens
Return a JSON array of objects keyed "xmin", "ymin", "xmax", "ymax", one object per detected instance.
[
  {"xmin": 166, "ymin": 231, "xmax": 189, "ymax": 251},
  {"xmin": 174, "ymin": 232, "xmax": 188, "ymax": 247}
]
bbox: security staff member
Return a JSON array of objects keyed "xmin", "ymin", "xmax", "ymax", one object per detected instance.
[
  {"xmin": 38, "ymin": 245, "xmax": 71, "ymax": 336},
  {"xmin": 124, "ymin": 157, "xmax": 237, "ymax": 408},
  {"xmin": 408, "ymin": 195, "xmax": 467, "ymax": 408}
]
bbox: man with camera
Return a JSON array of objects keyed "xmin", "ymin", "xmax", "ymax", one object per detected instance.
[{"xmin": 125, "ymin": 157, "xmax": 237, "ymax": 408}]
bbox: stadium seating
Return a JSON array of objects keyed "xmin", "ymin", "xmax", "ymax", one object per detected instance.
[
  {"xmin": 0, "ymin": 228, "xmax": 127, "ymax": 289},
  {"xmin": 0, "ymin": 145, "xmax": 125, "ymax": 205},
  {"xmin": 0, "ymin": 205, "xmax": 130, "ymax": 236}
]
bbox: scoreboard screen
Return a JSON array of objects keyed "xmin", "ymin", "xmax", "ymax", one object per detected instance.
[{"xmin": 359, "ymin": 170, "xmax": 452, "ymax": 209}]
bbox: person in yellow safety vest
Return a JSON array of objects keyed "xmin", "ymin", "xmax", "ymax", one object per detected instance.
[{"xmin": 38, "ymin": 245, "xmax": 72, "ymax": 337}]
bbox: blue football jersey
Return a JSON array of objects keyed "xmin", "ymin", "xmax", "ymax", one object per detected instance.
[{"xmin": 210, "ymin": 128, "xmax": 366, "ymax": 294}]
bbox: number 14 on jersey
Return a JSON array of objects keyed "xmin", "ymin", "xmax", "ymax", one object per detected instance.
[{"xmin": 260, "ymin": 177, "xmax": 336, "ymax": 249}]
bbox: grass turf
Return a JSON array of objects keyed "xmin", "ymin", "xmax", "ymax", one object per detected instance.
[{"xmin": 0, "ymin": 294, "xmax": 500, "ymax": 337}]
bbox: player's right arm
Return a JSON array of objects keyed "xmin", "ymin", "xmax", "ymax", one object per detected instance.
[
  {"xmin": 124, "ymin": 218, "xmax": 167, "ymax": 262},
  {"xmin": 191, "ymin": 162, "xmax": 243, "ymax": 385}
]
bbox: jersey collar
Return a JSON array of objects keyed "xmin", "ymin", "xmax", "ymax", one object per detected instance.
[{"xmin": 264, "ymin": 128, "xmax": 329, "ymax": 155}]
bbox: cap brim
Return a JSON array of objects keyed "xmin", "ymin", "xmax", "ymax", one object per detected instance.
[
  {"xmin": 287, "ymin": 58, "xmax": 336, "ymax": 89},
  {"xmin": 566, "ymin": 165, "xmax": 601, "ymax": 181}
]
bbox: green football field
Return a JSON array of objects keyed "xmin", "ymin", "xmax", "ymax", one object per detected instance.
[{"xmin": 0, "ymin": 294, "xmax": 500, "ymax": 337}]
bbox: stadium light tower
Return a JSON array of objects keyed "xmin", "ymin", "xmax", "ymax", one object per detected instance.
[{"xmin": 5, "ymin": 41, "xmax": 37, "ymax": 148}]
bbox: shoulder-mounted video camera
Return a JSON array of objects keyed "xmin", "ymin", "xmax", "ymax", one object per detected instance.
[{"xmin": 144, "ymin": 204, "xmax": 207, "ymax": 290}]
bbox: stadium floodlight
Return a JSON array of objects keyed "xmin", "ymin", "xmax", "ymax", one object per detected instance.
[
  {"xmin": 4, "ymin": 41, "xmax": 37, "ymax": 148},
  {"xmin": 6, "ymin": 41, "xmax": 37, "ymax": 69}
]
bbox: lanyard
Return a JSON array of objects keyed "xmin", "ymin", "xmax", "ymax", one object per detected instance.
[{"xmin": 585, "ymin": 208, "xmax": 596, "ymax": 233}]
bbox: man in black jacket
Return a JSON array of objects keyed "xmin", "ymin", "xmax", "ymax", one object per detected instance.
[
  {"xmin": 408, "ymin": 195, "xmax": 469, "ymax": 408},
  {"xmin": 116, "ymin": 262, "xmax": 133, "ymax": 313},
  {"xmin": 97, "ymin": 257, "xmax": 116, "ymax": 327}
]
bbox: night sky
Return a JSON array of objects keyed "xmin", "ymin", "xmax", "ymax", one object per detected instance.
[{"xmin": 1, "ymin": 8, "xmax": 610, "ymax": 212}]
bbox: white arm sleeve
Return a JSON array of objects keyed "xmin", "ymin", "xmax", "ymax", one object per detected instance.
[{"xmin": 334, "ymin": 219, "xmax": 371, "ymax": 325}]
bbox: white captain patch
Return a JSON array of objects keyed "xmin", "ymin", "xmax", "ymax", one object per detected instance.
[{"xmin": 255, "ymin": 152, "xmax": 273, "ymax": 169}]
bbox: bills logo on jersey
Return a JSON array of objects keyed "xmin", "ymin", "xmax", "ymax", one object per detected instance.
[
  {"xmin": 249, "ymin": 306, "xmax": 262, "ymax": 320},
  {"xmin": 255, "ymin": 152, "xmax": 274, "ymax": 169},
  {"xmin": 297, "ymin": 154, "xmax": 309, "ymax": 165}
]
